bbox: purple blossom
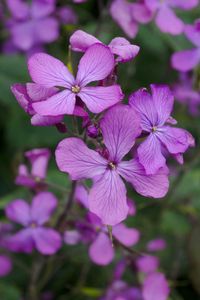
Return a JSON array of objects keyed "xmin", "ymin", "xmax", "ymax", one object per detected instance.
[
  {"xmin": 142, "ymin": 272, "xmax": 170, "ymax": 300},
  {"xmin": 136, "ymin": 255, "xmax": 159, "ymax": 274},
  {"xmin": 110, "ymin": 0, "xmax": 152, "ymax": 38},
  {"xmin": 147, "ymin": 238, "xmax": 166, "ymax": 251},
  {"xmin": 0, "ymin": 255, "xmax": 12, "ymax": 277},
  {"xmin": 70, "ymin": 30, "xmax": 140, "ymax": 63},
  {"xmin": 57, "ymin": 6, "xmax": 77, "ymax": 25},
  {"xmin": 56, "ymin": 105, "xmax": 169, "ymax": 225},
  {"xmin": 5, "ymin": 0, "xmax": 59, "ymax": 53},
  {"xmin": 15, "ymin": 148, "xmax": 50, "ymax": 189},
  {"xmin": 5, "ymin": 192, "xmax": 62, "ymax": 255},
  {"xmin": 145, "ymin": 0, "xmax": 198, "ymax": 35},
  {"xmin": 171, "ymin": 19, "xmax": 200, "ymax": 71},
  {"xmin": 27, "ymin": 44, "xmax": 123, "ymax": 116},
  {"xmin": 129, "ymin": 84, "xmax": 194, "ymax": 175},
  {"xmin": 101, "ymin": 280, "xmax": 142, "ymax": 300}
]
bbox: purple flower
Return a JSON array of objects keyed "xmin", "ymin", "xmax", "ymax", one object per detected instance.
[
  {"xmin": 147, "ymin": 238, "xmax": 166, "ymax": 251},
  {"xmin": 15, "ymin": 148, "xmax": 50, "ymax": 189},
  {"xmin": 0, "ymin": 255, "xmax": 12, "ymax": 277},
  {"xmin": 11, "ymin": 83, "xmax": 63, "ymax": 126},
  {"xmin": 110, "ymin": 0, "xmax": 152, "ymax": 38},
  {"xmin": 6, "ymin": 192, "xmax": 61, "ymax": 255},
  {"xmin": 28, "ymin": 44, "xmax": 123, "ymax": 116},
  {"xmin": 142, "ymin": 272, "xmax": 170, "ymax": 300},
  {"xmin": 56, "ymin": 105, "xmax": 169, "ymax": 225},
  {"xmin": 57, "ymin": 6, "xmax": 77, "ymax": 25},
  {"xmin": 129, "ymin": 84, "xmax": 194, "ymax": 175},
  {"xmin": 6, "ymin": 0, "xmax": 59, "ymax": 52},
  {"xmin": 171, "ymin": 19, "xmax": 200, "ymax": 71},
  {"xmin": 70, "ymin": 30, "xmax": 140, "ymax": 63},
  {"xmin": 101, "ymin": 280, "xmax": 142, "ymax": 300},
  {"xmin": 136, "ymin": 255, "xmax": 159, "ymax": 274},
  {"xmin": 145, "ymin": 0, "xmax": 198, "ymax": 35}
]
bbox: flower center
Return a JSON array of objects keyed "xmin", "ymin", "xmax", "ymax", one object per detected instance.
[
  {"xmin": 108, "ymin": 162, "xmax": 116, "ymax": 170},
  {"xmin": 71, "ymin": 85, "xmax": 81, "ymax": 94},
  {"xmin": 152, "ymin": 126, "xmax": 157, "ymax": 132},
  {"xmin": 30, "ymin": 222, "xmax": 37, "ymax": 228}
]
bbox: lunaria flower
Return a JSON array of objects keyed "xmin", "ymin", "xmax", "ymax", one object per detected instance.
[
  {"xmin": 0, "ymin": 255, "xmax": 12, "ymax": 277},
  {"xmin": 28, "ymin": 43, "xmax": 123, "ymax": 116},
  {"xmin": 5, "ymin": 192, "xmax": 62, "ymax": 255},
  {"xmin": 129, "ymin": 84, "xmax": 194, "ymax": 175},
  {"xmin": 56, "ymin": 105, "xmax": 169, "ymax": 225},
  {"xmin": 70, "ymin": 30, "xmax": 140, "ymax": 63},
  {"xmin": 171, "ymin": 19, "xmax": 200, "ymax": 71},
  {"xmin": 15, "ymin": 148, "xmax": 50, "ymax": 189}
]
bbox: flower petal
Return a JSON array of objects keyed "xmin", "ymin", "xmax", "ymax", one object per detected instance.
[
  {"xmin": 89, "ymin": 232, "xmax": 114, "ymax": 265},
  {"xmin": 55, "ymin": 137, "xmax": 107, "ymax": 180},
  {"xmin": 89, "ymin": 170, "xmax": 129, "ymax": 226},
  {"xmin": 31, "ymin": 114, "xmax": 63, "ymax": 126},
  {"xmin": 113, "ymin": 223, "xmax": 140, "ymax": 246},
  {"xmin": 171, "ymin": 49, "xmax": 200, "ymax": 72},
  {"xmin": 33, "ymin": 90, "xmax": 76, "ymax": 116},
  {"xmin": 0, "ymin": 255, "xmax": 12, "ymax": 277},
  {"xmin": 150, "ymin": 84, "xmax": 174, "ymax": 124},
  {"xmin": 118, "ymin": 159, "xmax": 169, "ymax": 198},
  {"xmin": 33, "ymin": 228, "xmax": 61, "ymax": 255},
  {"xmin": 109, "ymin": 37, "xmax": 140, "ymax": 62},
  {"xmin": 25, "ymin": 148, "xmax": 50, "ymax": 179},
  {"xmin": 137, "ymin": 134, "xmax": 166, "ymax": 175},
  {"xmin": 31, "ymin": 192, "xmax": 57, "ymax": 225},
  {"xmin": 75, "ymin": 185, "xmax": 89, "ymax": 208},
  {"xmin": 28, "ymin": 53, "xmax": 75, "ymax": 88},
  {"xmin": 64, "ymin": 230, "xmax": 81, "ymax": 245},
  {"xmin": 11, "ymin": 84, "xmax": 33, "ymax": 114},
  {"xmin": 100, "ymin": 105, "xmax": 141, "ymax": 162},
  {"xmin": 185, "ymin": 22, "xmax": 200, "ymax": 47},
  {"xmin": 11, "ymin": 21, "xmax": 35, "ymax": 51},
  {"xmin": 142, "ymin": 272, "xmax": 170, "ymax": 300},
  {"xmin": 79, "ymin": 85, "xmax": 123, "ymax": 113},
  {"xmin": 5, "ymin": 200, "xmax": 30, "ymax": 226},
  {"xmin": 76, "ymin": 43, "xmax": 115, "ymax": 86},
  {"xmin": 26, "ymin": 83, "xmax": 58, "ymax": 101},
  {"xmin": 136, "ymin": 255, "xmax": 159, "ymax": 274},
  {"xmin": 35, "ymin": 18, "xmax": 59, "ymax": 43},
  {"xmin": 31, "ymin": 0, "xmax": 55, "ymax": 18},
  {"xmin": 7, "ymin": 228, "xmax": 34, "ymax": 253},
  {"xmin": 6, "ymin": 0, "xmax": 29, "ymax": 19},
  {"xmin": 70, "ymin": 30, "xmax": 100, "ymax": 52},
  {"xmin": 155, "ymin": 6, "xmax": 184, "ymax": 35}
]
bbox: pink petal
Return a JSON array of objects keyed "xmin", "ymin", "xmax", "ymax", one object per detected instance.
[
  {"xmin": 25, "ymin": 148, "xmax": 50, "ymax": 179},
  {"xmin": 31, "ymin": 114, "xmax": 63, "ymax": 126},
  {"xmin": 185, "ymin": 23, "xmax": 200, "ymax": 47},
  {"xmin": 147, "ymin": 238, "xmax": 166, "ymax": 251},
  {"xmin": 79, "ymin": 85, "xmax": 123, "ymax": 113},
  {"xmin": 170, "ymin": 0, "xmax": 199, "ymax": 10},
  {"xmin": 11, "ymin": 84, "xmax": 33, "ymax": 114},
  {"xmin": 89, "ymin": 232, "xmax": 114, "ymax": 265},
  {"xmin": 137, "ymin": 134, "xmax": 166, "ymax": 175},
  {"xmin": 155, "ymin": 6, "xmax": 184, "ymax": 35},
  {"xmin": 55, "ymin": 137, "xmax": 107, "ymax": 180},
  {"xmin": 70, "ymin": 30, "xmax": 100, "ymax": 52},
  {"xmin": 7, "ymin": 228, "xmax": 34, "ymax": 253},
  {"xmin": 35, "ymin": 18, "xmax": 59, "ymax": 43},
  {"xmin": 33, "ymin": 90, "xmax": 76, "ymax": 116},
  {"xmin": 11, "ymin": 21, "xmax": 34, "ymax": 51},
  {"xmin": 144, "ymin": 0, "xmax": 160, "ymax": 11},
  {"xmin": 158, "ymin": 126, "xmax": 191, "ymax": 154},
  {"xmin": 75, "ymin": 185, "xmax": 89, "ymax": 208},
  {"xmin": 131, "ymin": 3, "xmax": 153, "ymax": 23},
  {"xmin": 89, "ymin": 170, "xmax": 129, "ymax": 226},
  {"xmin": 64, "ymin": 230, "xmax": 81, "ymax": 245},
  {"xmin": 26, "ymin": 83, "xmax": 58, "ymax": 102},
  {"xmin": 118, "ymin": 159, "xmax": 169, "ymax": 198},
  {"xmin": 6, "ymin": 0, "xmax": 29, "ymax": 19},
  {"xmin": 136, "ymin": 255, "xmax": 159, "ymax": 273},
  {"xmin": 100, "ymin": 105, "xmax": 141, "ymax": 162},
  {"xmin": 171, "ymin": 48, "xmax": 200, "ymax": 72},
  {"xmin": 31, "ymin": 192, "xmax": 57, "ymax": 225},
  {"xmin": 28, "ymin": 53, "xmax": 75, "ymax": 88},
  {"xmin": 150, "ymin": 84, "xmax": 174, "ymax": 124},
  {"xmin": 0, "ymin": 255, "xmax": 12, "ymax": 277},
  {"xmin": 6, "ymin": 200, "xmax": 30, "ymax": 226},
  {"xmin": 142, "ymin": 272, "xmax": 170, "ymax": 300},
  {"xmin": 109, "ymin": 37, "xmax": 140, "ymax": 62},
  {"xmin": 110, "ymin": 0, "xmax": 139, "ymax": 38},
  {"xmin": 76, "ymin": 43, "xmax": 115, "ymax": 86},
  {"xmin": 113, "ymin": 223, "xmax": 140, "ymax": 246},
  {"xmin": 31, "ymin": 0, "xmax": 56, "ymax": 18},
  {"xmin": 33, "ymin": 228, "xmax": 61, "ymax": 255}
]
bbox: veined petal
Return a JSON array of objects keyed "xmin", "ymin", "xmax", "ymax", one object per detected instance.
[
  {"xmin": 25, "ymin": 148, "xmax": 50, "ymax": 179},
  {"xmin": 33, "ymin": 90, "xmax": 76, "ymax": 116},
  {"xmin": 88, "ymin": 170, "xmax": 129, "ymax": 226},
  {"xmin": 137, "ymin": 134, "xmax": 166, "ymax": 175},
  {"xmin": 150, "ymin": 84, "xmax": 174, "ymax": 124},
  {"xmin": 28, "ymin": 53, "xmax": 75, "ymax": 88},
  {"xmin": 129, "ymin": 88, "xmax": 157, "ymax": 131},
  {"xmin": 55, "ymin": 138, "xmax": 107, "ymax": 180},
  {"xmin": 79, "ymin": 85, "xmax": 123, "ymax": 113},
  {"xmin": 70, "ymin": 30, "xmax": 100, "ymax": 52},
  {"xmin": 31, "ymin": 114, "xmax": 63, "ymax": 126},
  {"xmin": 89, "ymin": 232, "xmax": 114, "ymax": 265},
  {"xmin": 31, "ymin": 192, "xmax": 57, "ymax": 225},
  {"xmin": 109, "ymin": 37, "xmax": 140, "ymax": 62},
  {"xmin": 5, "ymin": 200, "xmax": 30, "ymax": 226},
  {"xmin": 11, "ymin": 84, "xmax": 33, "ymax": 114},
  {"xmin": 32, "ymin": 228, "xmax": 61, "ymax": 255},
  {"xmin": 113, "ymin": 223, "xmax": 140, "ymax": 246},
  {"xmin": 100, "ymin": 105, "xmax": 141, "ymax": 162},
  {"xmin": 171, "ymin": 48, "xmax": 200, "ymax": 72},
  {"xmin": 118, "ymin": 159, "xmax": 169, "ymax": 198},
  {"xmin": 26, "ymin": 83, "xmax": 58, "ymax": 101},
  {"xmin": 76, "ymin": 44, "xmax": 115, "ymax": 86}
]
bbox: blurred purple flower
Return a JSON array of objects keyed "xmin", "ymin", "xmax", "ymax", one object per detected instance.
[
  {"xmin": 129, "ymin": 84, "xmax": 194, "ymax": 175},
  {"xmin": 6, "ymin": 192, "xmax": 62, "ymax": 255},
  {"xmin": 15, "ymin": 148, "xmax": 50, "ymax": 189},
  {"xmin": 56, "ymin": 105, "xmax": 169, "ymax": 225},
  {"xmin": 0, "ymin": 255, "xmax": 12, "ymax": 277},
  {"xmin": 142, "ymin": 272, "xmax": 169, "ymax": 300},
  {"xmin": 70, "ymin": 30, "xmax": 140, "ymax": 63},
  {"xmin": 101, "ymin": 280, "xmax": 142, "ymax": 300},
  {"xmin": 136, "ymin": 255, "xmax": 159, "ymax": 274},
  {"xmin": 28, "ymin": 44, "xmax": 123, "ymax": 116},
  {"xmin": 147, "ymin": 238, "xmax": 166, "ymax": 251},
  {"xmin": 57, "ymin": 6, "xmax": 77, "ymax": 24},
  {"xmin": 172, "ymin": 19, "xmax": 200, "ymax": 71}
]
